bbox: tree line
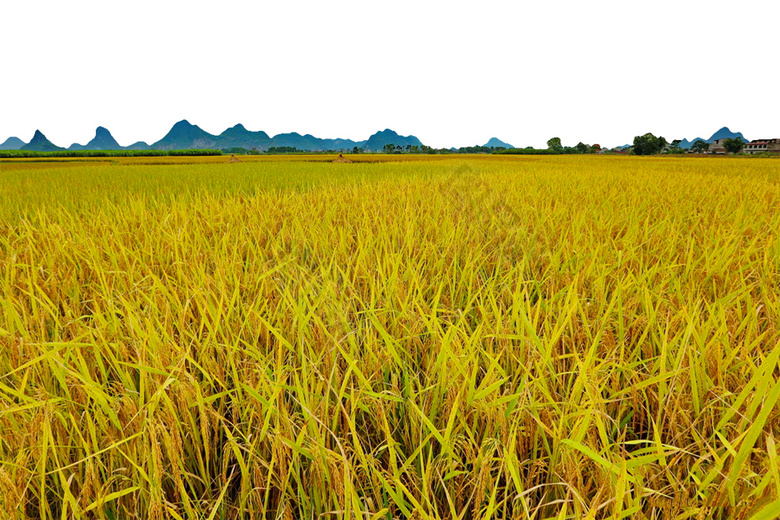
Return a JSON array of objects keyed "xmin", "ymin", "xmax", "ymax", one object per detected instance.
[
  {"xmin": 0, "ymin": 149, "xmax": 223, "ymax": 158},
  {"xmin": 630, "ymin": 134, "xmax": 747, "ymax": 155}
]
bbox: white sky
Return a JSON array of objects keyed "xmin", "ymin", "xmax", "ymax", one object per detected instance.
[{"xmin": 1, "ymin": 0, "xmax": 777, "ymax": 149}]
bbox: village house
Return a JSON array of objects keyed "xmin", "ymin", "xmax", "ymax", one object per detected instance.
[
  {"xmin": 708, "ymin": 139, "xmax": 728, "ymax": 154},
  {"xmin": 743, "ymin": 139, "xmax": 780, "ymax": 155}
]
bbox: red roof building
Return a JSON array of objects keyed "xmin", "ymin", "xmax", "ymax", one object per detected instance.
[{"xmin": 743, "ymin": 139, "xmax": 780, "ymax": 154}]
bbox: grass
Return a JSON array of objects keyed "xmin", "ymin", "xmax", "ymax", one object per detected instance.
[{"xmin": 1, "ymin": 155, "xmax": 779, "ymax": 519}]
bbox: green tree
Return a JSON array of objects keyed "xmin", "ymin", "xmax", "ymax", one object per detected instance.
[
  {"xmin": 722, "ymin": 137, "xmax": 744, "ymax": 154},
  {"xmin": 575, "ymin": 142, "xmax": 589, "ymax": 154},
  {"xmin": 547, "ymin": 137, "xmax": 563, "ymax": 153},
  {"xmin": 690, "ymin": 140, "xmax": 709, "ymax": 153},
  {"xmin": 664, "ymin": 139, "xmax": 685, "ymax": 154},
  {"xmin": 632, "ymin": 133, "xmax": 667, "ymax": 155}
]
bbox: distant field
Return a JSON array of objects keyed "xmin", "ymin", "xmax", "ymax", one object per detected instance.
[{"xmin": 1, "ymin": 155, "xmax": 779, "ymax": 519}]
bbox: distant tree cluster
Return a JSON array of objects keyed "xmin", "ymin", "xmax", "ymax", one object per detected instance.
[
  {"xmin": 722, "ymin": 137, "xmax": 744, "ymax": 154},
  {"xmin": 382, "ymin": 144, "xmax": 429, "ymax": 153},
  {"xmin": 375, "ymin": 144, "xmax": 455, "ymax": 154},
  {"xmin": 222, "ymin": 147, "xmax": 261, "ymax": 155},
  {"xmin": 265, "ymin": 146, "xmax": 302, "ymax": 154},
  {"xmin": 629, "ymin": 133, "xmax": 746, "ymax": 155},
  {"xmin": 662, "ymin": 140, "xmax": 685, "ymax": 154},
  {"xmin": 544, "ymin": 137, "xmax": 601, "ymax": 154},
  {"xmin": 457, "ymin": 145, "xmax": 507, "ymax": 154},
  {"xmin": 632, "ymin": 133, "xmax": 668, "ymax": 155},
  {"xmin": 495, "ymin": 147, "xmax": 556, "ymax": 155},
  {"xmin": 420, "ymin": 145, "xmax": 451, "ymax": 154}
]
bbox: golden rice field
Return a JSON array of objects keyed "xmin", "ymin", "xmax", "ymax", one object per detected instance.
[{"xmin": 1, "ymin": 155, "xmax": 779, "ymax": 520}]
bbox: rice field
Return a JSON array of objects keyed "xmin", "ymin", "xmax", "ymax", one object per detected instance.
[{"xmin": 1, "ymin": 155, "xmax": 779, "ymax": 519}]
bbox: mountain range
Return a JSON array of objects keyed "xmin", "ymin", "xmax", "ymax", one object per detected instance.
[
  {"xmin": 3, "ymin": 123, "xmax": 754, "ymax": 153},
  {"xmin": 2, "ymin": 121, "xmax": 429, "ymax": 153},
  {"xmin": 678, "ymin": 127, "xmax": 749, "ymax": 149}
]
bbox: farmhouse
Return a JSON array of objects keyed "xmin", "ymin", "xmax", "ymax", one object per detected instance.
[
  {"xmin": 743, "ymin": 139, "xmax": 780, "ymax": 155},
  {"xmin": 708, "ymin": 139, "xmax": 728, "ymax": 154}
]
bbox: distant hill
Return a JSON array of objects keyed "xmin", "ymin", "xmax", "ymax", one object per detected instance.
[
  {"xmin": 218, "ymin": 124, "xmax": 272, "ymax": 150},
  {"xmin": 679, "ymin": 127, "xmax": 748, "ymax": 149},
  {"xmin": 152, "ymin": 120, "xmax": 219, "ymax": 150},
  {"xmin": 125, "ymin": 141, "xmax": 151, "ymax": 151},
  {"xmin": 270, "ymin": 132, "xmax": 365, "ymax": 151},
  {"xmin": 150, "ymin": 121, "xmax": 420, "ymax": 152},
  {"xmin": 678, "ymin": 137, "xmax": 706, "ymax": 149},
  {"xmin": 363, "ymin": 129, "xmax": 422, "ymax": 151},
  {"xmin": 269, "ymin": 132, "xmax": 324, "ymax": 150},
  {"xmin": 69, "ymin": 126, "xmax": 123, "ymax": 151},
  {"xmin": 21, "ymin": 130, "xmax": 65, "ymax": 152},
  {"xmin": 484, "ymin": 137, "xmax": 513, "ymax": 149},
  {"xmin": 151, "ymin": 120, "xmax": 370, "ymax": 151},
  {"xmin": 2, "ymin": 121, "xmax": 427, "ymax": 152},
  {"xmin": 0, "ymin": 136, "xmax": 25, "ymax": 150},
  {"xmin": 709, "ymin": 127, "xmax": 748, "ymax": 142}
]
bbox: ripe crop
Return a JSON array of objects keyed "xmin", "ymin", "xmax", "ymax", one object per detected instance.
[{"xmin": 1, "ymin": 155, "xmax": 779, "ymax": 519}]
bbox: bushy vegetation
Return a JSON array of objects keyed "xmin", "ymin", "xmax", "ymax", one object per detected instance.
[
  {"xmin": 723, "ymin": 137, "xmax": 745, "ymax": 154},
  {"xmin": 456, "ymin": 145, "xmax": 504, "ymax": 154},
  {"xmin": 632, "ymin": 133, "xmax": 668, "ymax": 155},
  {"xmin": 221, "ymin": 147, "xmax": 262, "ymax": 155},
  {"xmin": 1, "ymin": 156, "xmax": 780, "ymax": 519},
  {"xmin": 0, "ymin": 149, "xmax": 223, "ymax": 158},
  {"xmin": 495, "ymin": 147, "xmax": 557, "ymax": 155},
  {"xmin": 264, "ymin": 146, "xmax": 304, "ymax": 154},
  {"xmin": 690, "ymin": 140, "xmax": 710, "ymax": 154}
]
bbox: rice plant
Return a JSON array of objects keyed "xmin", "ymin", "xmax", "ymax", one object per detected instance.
[{"xmin": 1, "ymin": 155, "xmax": 779, "ymax": 519}]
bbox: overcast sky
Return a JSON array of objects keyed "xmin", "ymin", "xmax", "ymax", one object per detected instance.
[{"xmin": 1, "ymin": 0, "xmax": 777, "ymax": 149}]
